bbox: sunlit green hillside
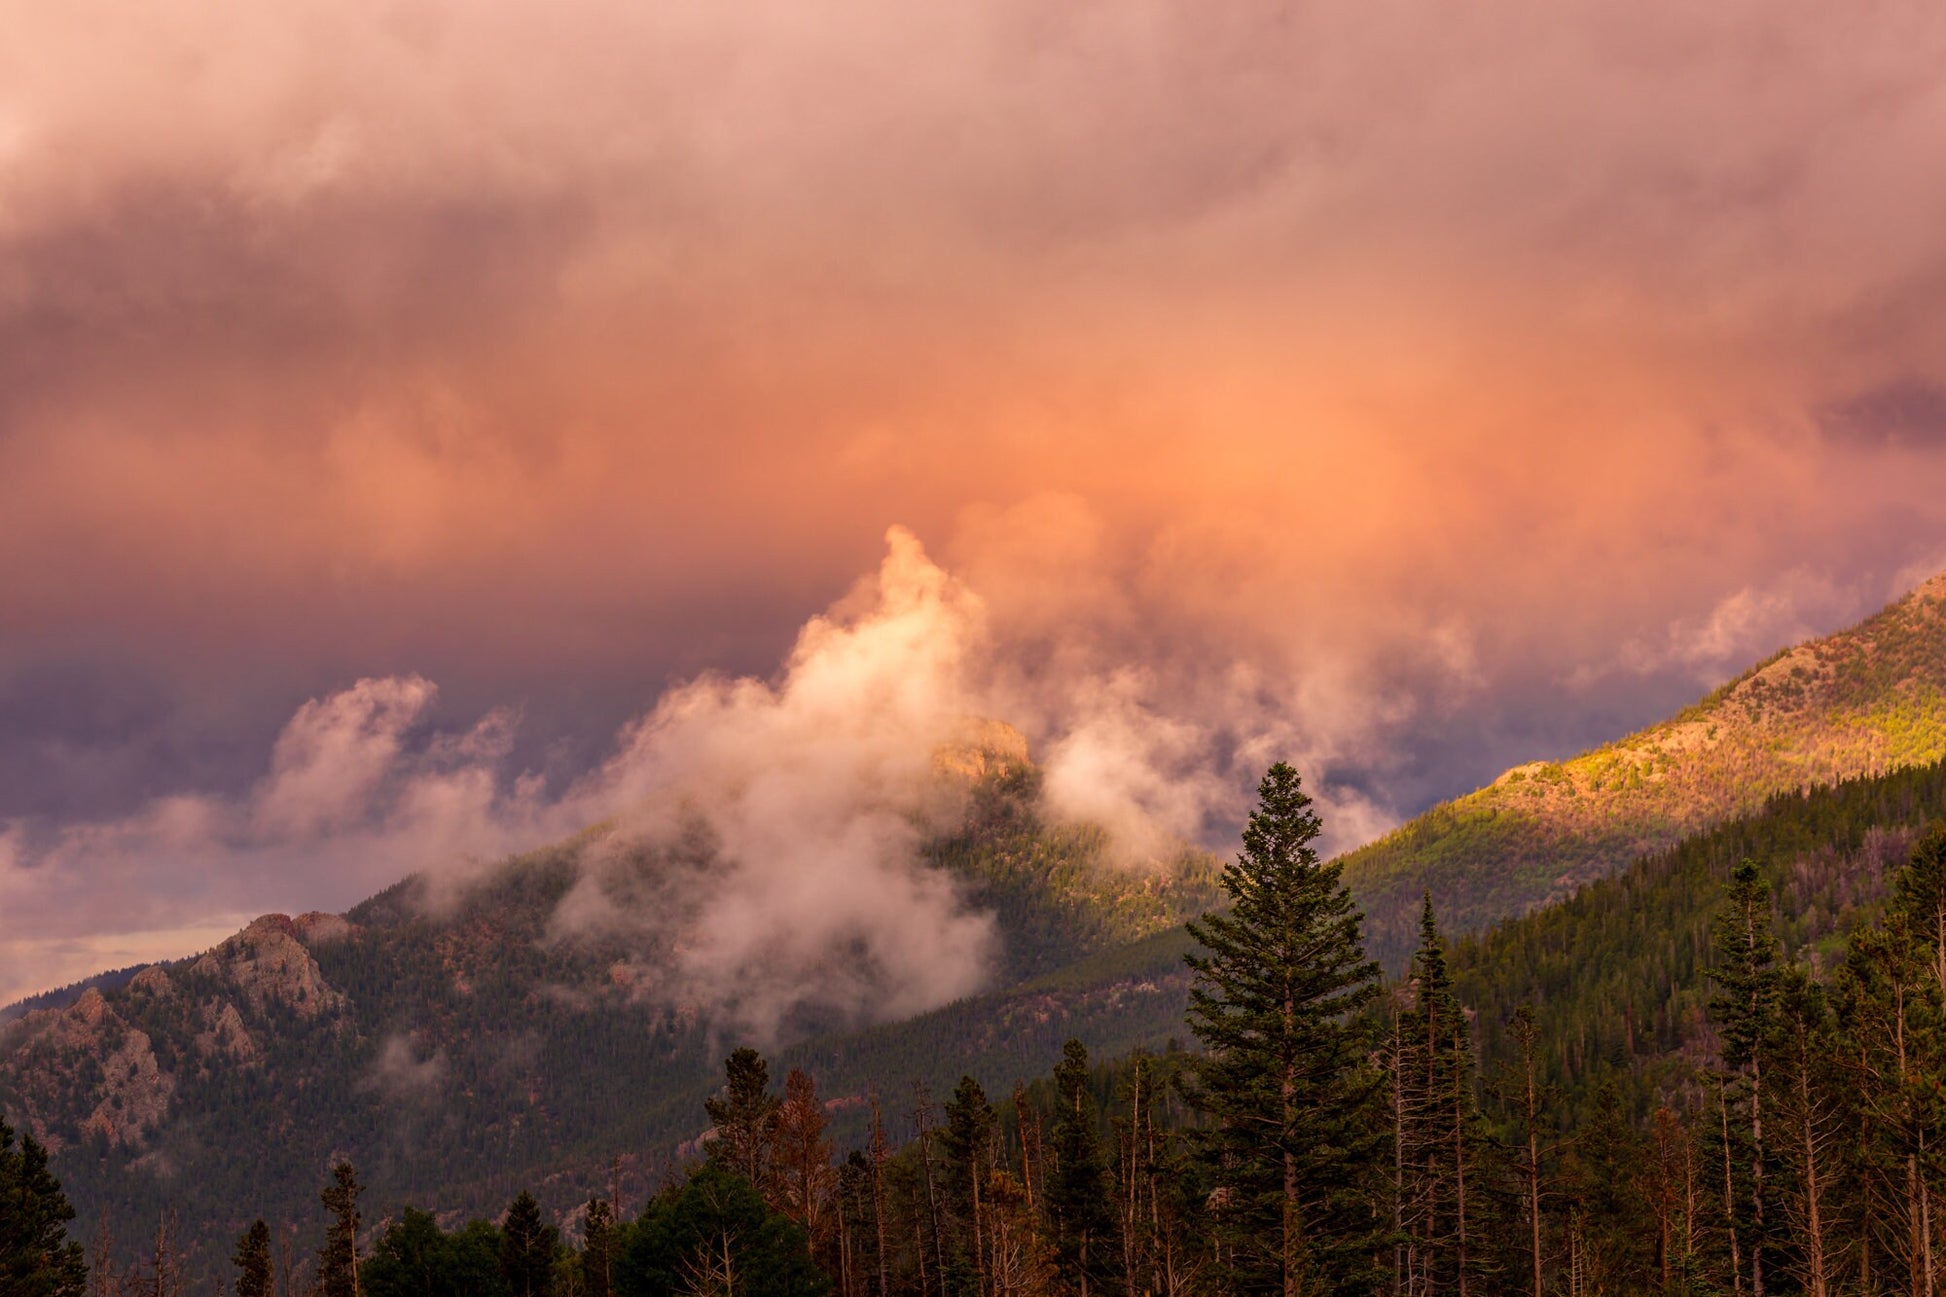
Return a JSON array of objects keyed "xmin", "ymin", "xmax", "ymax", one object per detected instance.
[{"xmin": 1345, "ymin": 570, "xmax": 1946, "ymax": 966}]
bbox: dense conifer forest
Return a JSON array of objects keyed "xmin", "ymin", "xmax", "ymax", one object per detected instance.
[{"xmin": 10, "ymin": 757, "xmax": 1946, "ymax": 1296}]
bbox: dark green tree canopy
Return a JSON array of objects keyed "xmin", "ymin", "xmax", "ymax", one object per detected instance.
[
  {"xmin": 615, "ymin": 1163, "xmax": 827, "ymax": 1297},
  {"xmin": 363, "ymin": 1208, "xmax": 510, "ymax": 1297},
  {"xmin": 1182, "ymin": 762, "xmax": 1385, "ymax": 1296},
  {"xmin": 704, "ymin": 1047, "xmax": 782, "ymax": 1192},
  {"xmin": 0, "ymin": 1115, "xmax": 87, "ymax": 1297},
  {"xmin": 1047, "ymin": 1039, "xmax": 1121, "ymax": 1296},
  {"xmin": 500, "ymin": 1190, "xmax": 560, "ymax": 1297},
  {"xmin": 231, "ymin": 1219, "xmax": 273, "ymax": 1297}
]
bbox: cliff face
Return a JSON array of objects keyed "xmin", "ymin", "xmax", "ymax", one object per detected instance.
[{"xmin": 0, "ymin": 913, "xmax": 352, "ymax": 1153}]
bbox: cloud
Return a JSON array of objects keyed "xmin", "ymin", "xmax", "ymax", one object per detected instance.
[
  {"xmin": 1589, "ymin": 568, "xmax": 1857, "ymax": 688},
  {"xmin": 6, "ymin": 0, "xmax": 1946, "ymax": 1011},
  {"xmin": 362, "ymin": 1034, "xmax": 447, "ymax": 1103}
]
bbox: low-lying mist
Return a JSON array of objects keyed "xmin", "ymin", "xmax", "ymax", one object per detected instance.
[{"xmin": 0, "ymin": 526, "xmax": 1370, "ymax": 1029}]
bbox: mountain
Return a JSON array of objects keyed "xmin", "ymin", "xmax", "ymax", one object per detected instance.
[
  {"xmin": 0, "ymin": 734, "xmax": 1221, "ymax": 1280},
  {"xmin": 10, "ymin": 567, "xmax": 1946, "ymax": 1281},
  {"xmin": 1345, "ymin": 569, "xmax": 1946, "ymax": 967}
]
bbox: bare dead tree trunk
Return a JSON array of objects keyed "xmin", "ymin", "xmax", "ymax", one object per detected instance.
[{"xmin": 914, "ymin": 1083, "xmax": 946, "ymax": 1297}]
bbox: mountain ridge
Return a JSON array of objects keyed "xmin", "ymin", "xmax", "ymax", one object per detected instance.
[{"xmin": 1345, "ymin": 567, "xmax": 1946, "ymax": 965}]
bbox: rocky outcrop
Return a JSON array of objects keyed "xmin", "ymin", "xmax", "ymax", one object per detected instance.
[
  {"xmin": 188, "ymin": 914, "xmax": 347, "ymax": 1019},
  {"xmin": 0, "ymin": 988, "xmax": 174, "ymax": 1151},
  {"xmin": 0, "ymin": 912, "xmax": 355, "ymax": 1153},
  {"xmin": 195, "ymin": 1000, "xmax": 260, "ymax": 1064}
]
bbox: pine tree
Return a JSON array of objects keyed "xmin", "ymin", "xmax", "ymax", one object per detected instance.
[
  {"xmin": 1046, "ymin": 1040, "xmax": 1120, "ymax": 1297},
  {"xmin": 582, "ymin": 1200, "xmax": 615, "ymax": 1297},
  {"xmin": 1182, "ymin": 762, "xmax": 1385, "ymax": 1296},
  {"xmin": 1393, "ymin": 896, "xmax": 1483, "ymax": 1296},
  {"xmin": 705, "ymin": 1047, "xmax": 782, "ymax": 1194},
  {"xmin": 940, "ymin": 1075, "xmax": 995, "ymax": 1297},
  {"xmin": 317, "ymin": 1162, "xmax": 364, "ymax": 1297},
  {"xmin": 1770, "ymin": 968, "xmax": 1839, "ymax": 1297},
  {"xmin": 232, "ymin": 1220, "xmax": 273, "ymax": 1297},
  {"xmin": 0, "ymin": 1115, "xmax": 88, "ymax": 1297},
  {"xmin": 500, "ymin": 1191, "xmax": 558, "ymax": 1297},
  {"xmin": 1837, "ymin": 830, "xmax": 1946, "ymax": 1297},
  {"xmin": 1710, "ymin": 860, "xmax": 1780, "ymax": 1297}
]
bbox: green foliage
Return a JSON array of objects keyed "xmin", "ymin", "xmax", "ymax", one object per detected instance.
[
  {"xmin": 0, "ymin": 1113, "xmax": 87, "ymax": 1297},
  {"xmin": 1182, "ymin": 763, "xmax": 1386, "ymax": 1296},
  {"xmin": 1343, "ymin": 580, "xmax": 1946, "ymax": 970},
  {"xmin": 703, "ymin": 1048, "xmax": 780, "ymax": 1192},
  {"xmin": 0, "ymin": 761, "xmax": 1219, "ymax": 1286},
  {"xmin": 317, "ymin": 1162, "xmax": 362, "ymax": 1297},
  {"xmin": 1046, "ymin": 1041, "xmax": 1120, "ymax": 1295},
  {"xmin": 231, "ymin": 1219, "xmax": 272, "ymax": 1297},
  {"xmin": 614, "ymin": 1164, "xmax": 826, "ymax": 1297},
  {"xmin": 500, "ymin": 1191, "xmax": 559, "ymax": 1297},
  {"xmin": 363, "ymin": 1209, "xmax": 508, "ymax": 1297},
  {"xmin": 581, "ymin": 1199, "xmax": 616, "ymax": 1297},
  {"xmin": 1450, "ymin": 755, "xmax": 1946, "ymax": 1129}
]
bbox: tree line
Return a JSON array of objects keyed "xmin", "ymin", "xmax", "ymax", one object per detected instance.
[{"xmin": 8, "ymin": 760, "xmax": 1946, "ymax": 1295}]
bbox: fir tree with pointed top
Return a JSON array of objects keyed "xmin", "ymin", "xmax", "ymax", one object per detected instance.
[
  {"xmin": 500, "ymin": 1191, "xmax": 558, "ymax": 1297},
  {"xmin": 1396, "ymin": 894, "xmax": 1483, "ymax": 1296},
  {"xmin": 1047, "ymin": 1040, "xmax": 1121, "ymax": 1297},
  {"xmin": 232, "ymin": 1220, "xmax": 273, "ymax": 1297},
  {"xmin": 317, "ymin": 1162, "xmax": 364, "ymax": 1297},
  {"xmin": 705, "ymin": 1047, "xmax": 782, "ymax": 1195},
  {"xmin": 1182, "ymin": 762, "xmax": 1385, "ymax": 1297},
  {"xmin": 1710, "ymin": 859, "xmax": 1780, "ymax": 1297},
  {"xmin": 940, "ymin": 1075, "xmax": 995, "ymax": 1297},
  {"xmin": 582, "ymin": 1199, "xmax": 616, "ymax": 1297}
]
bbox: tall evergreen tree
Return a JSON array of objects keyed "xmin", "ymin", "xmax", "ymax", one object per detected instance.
[
  {"xmin": 1837, "ymin": 829, "xmax": 1946, "ymax": 1297},
  {"xmin": 940, "ymin": 1075, "xmax": 995, "ymax": 1297},
  {"xmin": 582, "ymin": 1200, "xmax": 616, "ymax": 1297},
  {"xmin": 0, "ymin": 1114, "xmax": 88, "ymax": 1297},
  {"xmin": 1392, "ymin": 895, "xmax": 1487, "ymax": 1297},
  {"xmin": 1710, "ymin": 860, "xmax": 1780, "ymax": 1297},
  {"xmin": 318, "ymin": 1161, "xmax": 364, "ymax": 1297},
  {"xmin": 362, "ymin": 1209, "xmax": 508, "ymax": 1297},
  {"xmin": 500, "ymin": 1191, "xmax": 558, "ymax": 1297},
  {"xmin": 1182, "ymin": 762, "xmax": 1385, "ymax": 1297},
  {"xmin": 706, "ymin": 1047, "xmax": 782, "ymax": 1194},
  {"xmin": 1046, "ymin": 1041, "xmax": 1119, "ymax": 1297},
  {"xmin": 232, "ymin": 1220, "xmax": 273, "ymax": 1297}
]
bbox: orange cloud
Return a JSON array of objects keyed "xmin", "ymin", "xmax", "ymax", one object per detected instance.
[{"xmin": 4, "ymin": 0, "xmax": 1946, "ymax": 1002}]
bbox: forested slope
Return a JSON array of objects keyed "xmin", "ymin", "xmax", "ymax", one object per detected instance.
[{"xmin": 0, "ymin": 754, "xmax": 1219, "ymax": 1285}]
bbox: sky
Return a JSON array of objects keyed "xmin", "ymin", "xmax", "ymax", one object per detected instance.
[{"xmin": 5, "ymin": 0, "xmax": 1946, "ymax": 1010}]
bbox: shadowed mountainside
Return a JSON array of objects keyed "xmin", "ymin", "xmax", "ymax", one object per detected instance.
[{"xmin": 0, "ymin": 739, "xmax": 1220, "ymax": 1281}]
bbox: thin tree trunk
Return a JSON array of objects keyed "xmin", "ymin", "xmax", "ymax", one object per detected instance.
[
  {"xmin": 871, "ymin": 1092, "xmax": 890, "ymax": 1297},
  {"xmin": 1722, "ymin": 1083, "xmax": 1743, "ymax": 1297},
  {"xmin": 1519, "ymin": 1019, "xmax": 1543, "ymax": 1297},
  {"xmin": 1454, "ymin": 1026, "xmax": 1470, "ymax": 1297},
  {"xmin": 1392, "ymin": 1015, "xmax": 1407, "ymax": 1297},
  {"xmin": 1796, "ymin": 1042, "xmax": 1828, "ymax": 1297},
  {"xmin": 915, "ymin": 1085, "xmax": 946, "ymax": 1297},
  {"xmin": 1283, "ymin": 984, "xmax": 1301, "ymax": 1297}
]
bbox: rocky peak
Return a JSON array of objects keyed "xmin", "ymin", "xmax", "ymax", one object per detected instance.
[{"xmin": 188, "ymin": 914, "xmax": 348, "ymax": 1020}]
